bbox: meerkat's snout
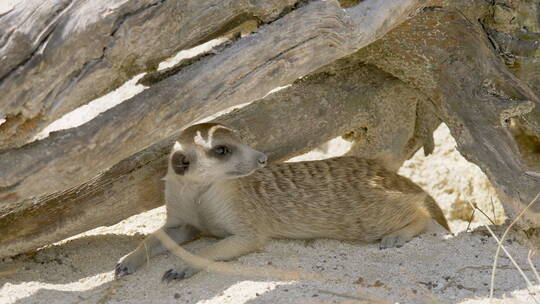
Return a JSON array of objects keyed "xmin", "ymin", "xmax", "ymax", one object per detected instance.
[{"xmin": 224, "ymin": 146, "xmax": 267, "ymax": 178}]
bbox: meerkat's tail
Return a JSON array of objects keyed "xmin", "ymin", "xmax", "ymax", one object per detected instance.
[{"xmin": 423, "ymin": 195, "xmax": 451, "ymax": 232}]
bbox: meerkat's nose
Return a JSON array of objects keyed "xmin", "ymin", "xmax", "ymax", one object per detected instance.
[{"xmin": 257, "ymin": 153, "xmax": 268, "ymax": 166}]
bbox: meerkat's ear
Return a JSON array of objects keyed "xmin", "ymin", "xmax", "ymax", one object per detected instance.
[{"xmin": 171, "ymin": 151, "xmax": 190, "ymax": 175}]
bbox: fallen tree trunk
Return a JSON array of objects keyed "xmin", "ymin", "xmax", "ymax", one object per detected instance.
[
  {"xmin": 0, "ymin": 0, "xmax": 298, "ymax": 149},
  {"xmin": 0, "ymin": 0, "xmax": 423, "ymax": 207},
  {"xmin": 0, "ymin": 62, "xmax": 432, "ymax": 257},
  {"xmin": 357, "ymin": 3, "xmax": 540, "ymax": 220}
]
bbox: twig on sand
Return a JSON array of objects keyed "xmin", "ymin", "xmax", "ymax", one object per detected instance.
[
  {"xmin": 491, "ymin": 197, "xmax": 497, "ymax": 224},
  {"xmin": 468, "ymin": 193, "xmax": 540, "ymax": 304},
  {"xmin": 466, "ymin": 208, "xmax": 476, "ymax": 232},
  {"xmin": 474, "ymin": 205, "xmax": 497, "ymax": 227},
  {"xmin": 480, "ymin": 223, "xmax": 539, "ymax": 303},
  {"xmin": 528, "ymin": 250, "xmax": 540, "ymax": 284},
  {"xmin": 317, "ymin": 289, "xmax": 391, "ymax": 304},
  {"xmin": 0, "ymin": 268, "xmax": 19, "ymax": 276}
]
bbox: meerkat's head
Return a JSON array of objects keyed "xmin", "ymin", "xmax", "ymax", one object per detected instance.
[{"xmin": 168, "ymin": 123, "xmax": 267, "ymax": 183}]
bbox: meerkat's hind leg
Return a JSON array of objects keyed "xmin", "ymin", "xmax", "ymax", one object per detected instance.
[
  {"xmin": 115, "ymin": 225, "xmax": 199, "ymax": 278},
  {"xmin": 379, "ymin": 213, "xmax": 429, "ymax": 250},
  {"xmin": 162, "ymin": 234, "xmax": 263, "ymax": 282}
]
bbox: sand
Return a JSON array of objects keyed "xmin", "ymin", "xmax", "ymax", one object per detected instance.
[{"xmin": 1, "ymin": 124, "xmax": 540, "ymax": 304}]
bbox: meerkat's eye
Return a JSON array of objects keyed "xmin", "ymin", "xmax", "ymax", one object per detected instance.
[{"xmin": 213, "ymin": 145, "xmax": 231, "ymax": 155}]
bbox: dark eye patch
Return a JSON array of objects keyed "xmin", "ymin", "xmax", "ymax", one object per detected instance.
[
  {"xmin": 208, "ymin": 145, "xmax": 233, "ymax": 159},
  {"xmin": 171, "ymin": 152, "xmax": 191, "ymax": 175}
]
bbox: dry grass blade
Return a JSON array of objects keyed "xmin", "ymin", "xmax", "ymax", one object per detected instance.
[
  {"xmin": 316, "ymin": 289, "xmax": 391, "ymax": 304},
  {"xmin": 491, "ymin": 197, "xmax": 497, "ymax": 224},
  {"xmin": 528, "ymin": 250, "xmax": 540, "ymax": 284},
  {"xmin": 468, "ymin": 193, "xmax": 540, "ymax": 304},
  {"xmin": 466, "ymin": 208, "xmax": 476, "ymax": 232},
  {"xmin": 480, "ymin": 223, "xmax": 539, "ymax": 304},
  {"xmin": 0, "ymin": 268, "xmax": 18, "ymax": 276},
  {"xmin": 474, "ymin": 206, "xmax": 497, "ymax": 226},
  {"xmin": 489, "ymin": 193, "xmax": 539, "ymax": 300}
]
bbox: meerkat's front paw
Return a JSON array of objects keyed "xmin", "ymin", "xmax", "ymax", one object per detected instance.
[
  {"xmin": 115, "ymin": 253, "xmax": 143, "ymax": 279},
  {"xmin": 161, "ymin": 267, "xmax": 198, "ymax": 282},
  {"xmin": 379, "ymin": 235, "xmax": 406, "ymax": 249},
  {"xmin": 115, "ymin": 261, "xmax": 136, "ymax": 278}
]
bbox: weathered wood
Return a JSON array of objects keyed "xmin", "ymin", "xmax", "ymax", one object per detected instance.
[
  {"xmin": 344, "ymin": 100, "xmax": 440, "ymax": 172},
  {"xmin": 0, "ymin": 62, "xmax": 431, "ymax": 258},
  {"xmin": 481, "ymin": 0, "xmax": 540, "ymax": 102},
  {"xmin": 479, "ymin": 0, "xmax": 540, "ymax": 174},
  {"xmin": 0, "ymin": 0, "xmax": 423, "ymax": 206},
  {"xmin": 357, "ymin": 4, "xmax": 540, "ymax": 219},
  {"xmin": 0, "ymin": 0, "xmax": 298, "ymax": 148},
  {"xmin": 484, "ymin": 28, "xmax": 540, "ymax": 147}
]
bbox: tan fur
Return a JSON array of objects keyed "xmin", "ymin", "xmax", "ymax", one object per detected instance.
[{"xmin": 115, "ymin": 123, "xmax": 450, "ymax": 281}]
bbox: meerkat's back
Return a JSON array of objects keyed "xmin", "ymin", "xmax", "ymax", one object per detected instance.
[{"xmin": 234, "ymin": 157, "xmax": 448, "ymax": 243}]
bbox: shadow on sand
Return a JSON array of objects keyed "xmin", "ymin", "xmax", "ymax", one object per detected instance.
[{"xmin": 1, "ymin": 227, "xmax": 538, "ymax": 304}]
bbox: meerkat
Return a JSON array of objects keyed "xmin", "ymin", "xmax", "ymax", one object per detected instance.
[{"xmin": 115, "ymin": 122, "xmax": 450, "ymax": 281}]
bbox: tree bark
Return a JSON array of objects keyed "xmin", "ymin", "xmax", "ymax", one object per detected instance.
[
  {"xmin": 0, "ymin": 0, "xmax": 424, "ymax": 207},
  {"xmin": 357, "ymin": 3, "xmax": 540, "ymax": 220},
  {"xmin": 0, "ymin": 61, "xmax": 431, "ymax": 258},
  {"xmin": 0, "ymin": 0, "xmax": 299, "ymax": 149}
]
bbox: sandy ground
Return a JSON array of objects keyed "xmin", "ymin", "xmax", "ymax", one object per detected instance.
[
  {"xmin": 1, "ymin": 34, "xmax": 539, "ymax": 304},
  {"xmin": 1, "ymin": 125, "xmax": 540, "ymax": 304}
]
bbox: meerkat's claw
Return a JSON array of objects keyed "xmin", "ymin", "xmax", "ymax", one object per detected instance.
[
  {"xmin": 162, "ymin": 268, "xmax": 184, "ymax": 282},
  {"xmin": 379, "ymin": 235, "xmax": 406, "ymax": 250},
  {"xmin": 162, "ymin": 267, "xmax": 197, "ymax": 282},
  {"xmin": 114, "ymin": 262, "xmax": 134, "ymax": 279}
]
